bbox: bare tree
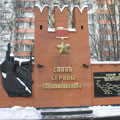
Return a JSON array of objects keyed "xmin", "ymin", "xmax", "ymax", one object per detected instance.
[
  {"xmin": 0, "ymin": 0, "xmax": 15, "ymax": 63},
  {"xmin": 90, "ymin": 0, "xmax": 119, "ymax": 61},
  {"xmin": 13, "ymin": 0, "xmax": 35, "ymax": 57},
  {"xmin": 0, "ymin": 0, "xmax": 35, "ymax": 61}
]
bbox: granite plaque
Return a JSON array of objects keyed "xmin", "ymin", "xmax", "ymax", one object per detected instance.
[{"xmin": 94, "ymin": 72, "xmax": 120, "ymax": 98}]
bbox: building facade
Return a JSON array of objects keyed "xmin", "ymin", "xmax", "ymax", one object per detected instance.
[
  {"xmin": 0, "ymin": 0, "xmax": 36, "ymax": 64},
  {"xmin": 89, "ymin": 0, "xmax": 120, "ymax": 61},
  {"xmin": 14, "ymin": 0, "xmax": 36, "ymax": 59},
  {"xmin": 0, "ymin": 1, "xmax": 120, "ymax": 108},
  {"xmin": 0, "ymin": 0, "xmax": 14, "ymax": 63},
  {"xmin": 0, "ymin": 0, "xmax": 119, "ymax": 63}
]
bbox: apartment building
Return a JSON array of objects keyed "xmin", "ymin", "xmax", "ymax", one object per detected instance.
[
  {"xmin": 87, "ymin": 0, "xmax": 98, "ymax": 61},
  {"xmin": 0, "ymin": 0, "xmax": 14, "ymax": 63},
  {"xmin": 90, "ymin": 0, "xmax": 120, "ymax": 61},
  {"xmin": 14, "ymin": 0, "xmax": 36, "ymax": 59},
  {"xmin": 0, "ymin": 0, "xmax": 36, "ymax": 63}
]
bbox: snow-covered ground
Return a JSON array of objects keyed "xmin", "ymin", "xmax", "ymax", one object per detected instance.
[
  {"xmin": 89, "ymin": 105, "xmax": 120, "ymax": 118},
  {"xmin": 0, "ymin": 105, "xmax": 120, "ymax": 119},
  {"xmin": 0, "ymin": 106, "xmax": 41, "ymax": 119}
]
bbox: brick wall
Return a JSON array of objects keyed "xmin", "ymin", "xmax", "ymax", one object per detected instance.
[{"xmin": 0, "ymin": 6, "xmax": 120, "ymax": 108}]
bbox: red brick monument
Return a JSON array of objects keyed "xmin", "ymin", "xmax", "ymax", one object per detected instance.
[
  {"xmin": 0, "ymin": 1, "xmax": 120, "ymax": 108},
  {"xmin": 34, "ymin": 6, "xmax": 92, "ymax": 107}
]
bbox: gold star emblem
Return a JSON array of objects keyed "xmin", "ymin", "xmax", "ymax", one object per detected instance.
[{"xmin": 56, "ymin": 41, "xmax": 70, "ymax": 55}]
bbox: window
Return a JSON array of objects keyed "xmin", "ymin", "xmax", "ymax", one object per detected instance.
[
  {"xmin": 108, "ymin": 4, "xmax": 115, "ymax": 10},
  {"xmin": 29, "ymin": 2, "xmax": 35, "ymax": 7},
  {"xmin": 17, "ymin": 1, "xmax": 35, "ymax": 8},
  {"xmin": 18, "ymin": 44, "xmax": 24, "ymax": 51},
  {"xmin": 111, "ymin": 24, "xmax": 116, "ymax": 30},
  {"xmin": 89, "ymin": 24, "xmax": 94, "ymax": 31},
  {"xmin": 100, "ymin": 34, "xmax": 117, "ymax": 40},
  {"xmin": 24, "ymin": 12, "xmax": 34, "ymax": 18},
  {"xmin": 106, "ymin": 14, "xmax": 115, "ymax": 20},
  {"xmin": 19, "ymin": 22, "xmax": 34, "ymax": 28},
  {"xmin": 87, "ymin": 4, "xmax": 93, "ymax": 9},
  {"xmin": 24, "ymin": 2, "xmax": 30, "ymax": 7},
  {"xmin": 30, "ymin": 22, "xmax": 34, "ymax": 28},
  {"xmin": 98, "ymin": 4, "xmax": 104, "ymax": 8},
  {"xmin": 100, "ymin": 34, "xmax": 108, "ymax": 40},
  {"xmin": 99, "ymin": 24, "xmax": 116, "ymax": 30},
  {"xmin": 24, "ymin": 44, "xmax": 34, "ymax": 51},
  {"xmin": 88, "ymin": 14, "xmax": 94, "ymax": 20},
  {"xmin": 113, "ymin": 35, "xmax": 117, "ymax": 40},
  {"xmin": 17, "ymin": 33, "xmax": 34, "ymax": 40},
  {"xmin": 25, "ymin": 1, "xmax": 35, "ymax": 7},
  {"xmin": 99, "ymin": 14, "xmax": 106, "ymax": 20},
  {"xmin": 18, "ymin": 1, "xmax": 24, "ymax": 7},
  {"xmin": 17, "ymin": 44, "xmax": 34, "ymax": 51},
  {"xmin": 99, "ymin": 24, "xmax": 108, "ymax": 30},
  {"xmin": 17, "ymin": 11, "xmax": 34, "ymax": 18}
]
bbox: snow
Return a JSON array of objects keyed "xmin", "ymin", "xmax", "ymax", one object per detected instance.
[
  {"xmin": 54, "ymin": 5, "xmax": 68, "ymax": 13},
  {"xmin": 34, "ymin": 0, "xmax": 89, "ymax": 32},
  {"xmin": 57, "ymin": 27, "xmax": 66, "ymax": 29},
  {"xmin": 48, "ymin": 27, "xmax": 55, "ymax": 32},
  {"xmin": 35, "ymin": 4, "xmax": 48, "ymax": 13},
  {"xmin": 35, "ymin": 1, "xmax": 88, "ymax": 13},
  {"xmin": 10, "ymin": 53, "xmax": 14, "ymax": 57},
  {"xmin": 74, "ymin": 5, "xmax": 88, "ymax": 13},
  {"xmin": 0, "ymin": 57, "xmax": 32, "ymax": 66},
  {"xmin": 89, "ymin": 105, "xmax": 120, "ymax": 118},
  {"xmin": 0, "ymin": 105, "xmax": 120, "ymax": 119},
  {"xmin": 68, "ymin": 28, "xmax": 76, "ymax": 32},
  {"xmin": 91, "ymin": 61, "xmax": 120, "ymax": 64},
  {"xmin": 0, "ymin": 106, "xmax": 41, "ymax": 119},
  {"xmin": 1, "ymin": 72, "xmax": 7, "ymax": 78},
  {"xmin": 14, "ymin": 57, "xmax": 32, "ymax": 66}
]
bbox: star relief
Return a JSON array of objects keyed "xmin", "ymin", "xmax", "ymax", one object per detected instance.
[{"xmin": 56, "ymin": 41, "xmax": 70, "ymax": 55}]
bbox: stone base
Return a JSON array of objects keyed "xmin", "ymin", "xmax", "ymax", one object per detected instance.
[
  {"xmin": 39, "ymin": 107, "xmax": 120, "ymax": 120},
  {"xmin": 40, "ymin": 107, "xmax": 93, "ymax": 120}
]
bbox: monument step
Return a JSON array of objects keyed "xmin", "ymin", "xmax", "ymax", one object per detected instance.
[
  {"xmin": 41, "ymin": 108, "xmax": 93, "ymax": 116},
  {"xmin": 40, "ymin": 107, "xmax": 120, "ymax": 120},
  {"xmin": 94, "ymin": 116, "xmax": 120, "ymax": 120},
  {"xmin": 42, "ymin": 116, "xmax": 120, "ymax": 120}
]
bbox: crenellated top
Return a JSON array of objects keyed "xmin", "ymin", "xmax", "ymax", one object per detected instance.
[
  {"xmin": 35, "ymin": 0, "xmax": 87, "ymax": 13},
  {"xmin": 35, "ymin": 0, "xmax": 88, "ymax": 32}
]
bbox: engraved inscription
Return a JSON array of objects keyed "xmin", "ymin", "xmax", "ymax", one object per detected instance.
[
  {"xmin": 53, "ymin": 67, "xmax": 72, "ymax": 73},
  {"xmin": 94, "ymin": 72, "xmax": 120, "ymax": 97}
]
